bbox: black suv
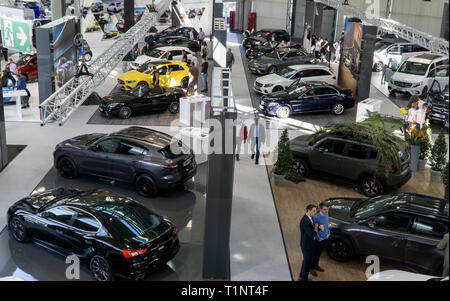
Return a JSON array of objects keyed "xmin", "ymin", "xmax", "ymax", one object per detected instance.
[
  {"xmin": 324, "ymin": 193, "xmax": 448, "ymax": 276},
  {"xmin": 53, "ymin": 127, "xmax": 197, "ymax": 197},
  {"xmin": 290, "ymin": 133, "xmax": 411, "ymax": 197},
  {"xmin": 427, "ymin": 80, "xmax": 449, "ymax": 132},
  {"xmin": 243, "ymin": 28, "xmax": 290, "ymax": 49}
]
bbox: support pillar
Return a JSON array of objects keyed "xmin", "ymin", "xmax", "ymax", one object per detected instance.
[
  {"xmin": 171, "ymin": 1, "xmax": 181, "ymax": 27},
  {"xmin": 51, "ymin": 0, "xmax": 64, "ymax": 21},
  {"xmin": 212, "ymin": 1, "xmax": 227, "ymax": 67},
  {"xmin": 124, "ymin": 0, "xmax": 135, "ymax": 32},
  {"xmin": 0, "ymin": 87, "xmax": 7, "ymax": 171},
  {"xmin": 441, "ymin": 2, "xmax": 449, "ymax": 41}
]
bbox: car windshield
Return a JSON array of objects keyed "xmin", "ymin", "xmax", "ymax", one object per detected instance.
[
  {"xmin": 130, "ymin": 85, "xmax": 150, "ymax": 97},
  {"xmin": 278, "ymin": 67, "xmax": 297, "ymax": 79},
  {"xmin": 138, "ymin": 61, "xmax": 157, "ymax": 74},
  {"xmin": 104, "ymin": 203, "xmax": 163, "ymax": 239},
  {"xmin": 397, "ymin": 61, "xmax": 429, "ymax": 76},
  {"xmin": 148, "ymin": 49, "xmax": 166, "ymax": 58},
  {"xmin": 354, "ymin": 194, "xmax": 409, "ymax": 220},
  {"xmin": 287, "ymin": 83, "xmax": 308, "ymax": 95},
  {"xmin": 158, "ymin": 140, "xmax": 190, "ymax": 159},
  {"xmin": 266, "ymin": 51, "xmax": 281, "ymax": 59}
]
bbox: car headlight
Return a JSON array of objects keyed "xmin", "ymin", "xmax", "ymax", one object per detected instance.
[
  {"xmin": 107, "ymin": 103, "xmax": 120, "ymax": 109},
  {"xmin": 126, "ymin": 80, "xmax": 136, "ymax": 83},
  {"xmin": 412, "ymin": 82, "xmax": 423, "ymax": 88},
  {"xmin": 265, "ymin": 84, "xmax": 274, "ymax": 87},
  {"xmin": 328, "ymin": 221, "xmax": 339, "ymax": 228},
  {"xmin": 255, "ymin": 41, "xmax": 261, "ymax": 45},
  {"xmin": 309, "ymin": 58, "xmax": 316, "ymax": 63},
  {"xmin": 268, "ymin": 102, "xmax": 278, "ymax": 107}
]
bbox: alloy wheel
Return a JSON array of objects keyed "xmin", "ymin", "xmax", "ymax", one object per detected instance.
[
  {"xmin": 362, "ymin": 178, "xmax": 381, "ymax": 197},
  {"xmin": 58, "ymin": 158, "xmax": 76, "ymax": 179},
  {"xmin": 119, "ymin": 106, "xmax": 132, "ymax": 119},
  {"xmin": 292, "ymin": 160, "xmax": 306, "ymax": 176},
  {"xmin": 169, "ymin": 101, "xmax": 179, "ymax": 114},
  {"xmin": 90, "ymin": 256, "xmax": 111, "ymax": 281},
  {"xmin": 328, "ymin": 239, "xmax": 351, "ymax": 261},
  {"xmin": 276, "ymin": 106, "xmax": 290, "ymax": 119},
  {"xmin": 136, "ymin": 177, "xmax": 157, "ymax": 197},
  {"xmin": 333, "ymin": 103, "xmax": 345, "ymax": 115},
  {"xmin": 10, "ymin": 217, "xmax": 26, "ymax": 242}
]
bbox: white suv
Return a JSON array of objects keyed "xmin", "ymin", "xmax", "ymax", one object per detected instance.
[
  {"xmin": 254, "ymin": 65, "xmax": 336, "ymax": 95},
  {"xmin": 107, "ymin": 2, "xmax": 123, "ymax": 13},
  {"xmin": 373, "ymin": 41, "xmax": 429, "ymax": 72},
  {"xmin": 131, "ymin": 46, "xmax": 194, "ymax": 69},
  {"xmin": 388, "ymin": 53, "xmax": 449, "ymax": 97}
]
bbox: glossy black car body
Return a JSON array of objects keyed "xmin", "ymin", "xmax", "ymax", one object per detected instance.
[
  {"xmin": 324, "ymin": 193, "xmax": 448, "ymax": 275},
  {"xmin": 260, "ymin": 81, "xmax": 355, "ymax": 118},
  {"xmin": 155, "ymin": 27, "xmax": 198, "ymax": 41},
  {"xmin": 248, "ymin": 48, "xmax": 316, "ymax": 75},
  {"xmin": 243, "ymin": 29, "xmax": 290, "ymax": 49},
  {"xmin": 289, "ymin": 131, "xmax": 411, "ymax": 197},
  {"xmin": 153, "ymin": 36, "xmax": 200, "ymax": 53},
  {"xmin": 7, "ymin": 188, "xmax": 180, "ymax": 281},
  {"xmin": 99, "ymin": 86, "xmax": 185, "ymax": 119},
  {"xmin": 427, "ymin": 84, "xmax": 449, "ymax": 131},
  {"xmin": 53, "ymin": 127, "xmax": 197, "ymax": 197},
  {"xmin": 245, "ymin": 41, "xmax": 303, "ymax": 60}
]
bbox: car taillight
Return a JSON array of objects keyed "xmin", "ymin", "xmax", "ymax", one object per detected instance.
[
  {"xmin": 122, "ymin": 248, "xmax": 147, "ymax": 258},
  {"xmin": 172, "ymin": 224, "xmax": 177, "ymax": 236},
  {"xmin": 163, "ymin": 163, "xmax": 179, "ymax": 169},
  {"xmin": 391, "ymin": 165, "xmax": 398, "ymax": 174},
  {"xmin": 332, "ymin": 75, "xmax": 336, "ymax": 80}
]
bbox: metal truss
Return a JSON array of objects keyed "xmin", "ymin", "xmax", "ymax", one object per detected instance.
[
  {"xmin": 315, "ymin": 0, "xmax": 449, "ymax": 56},
  {"xmin": 39, "ymin": 11, "xmax": 158, "ymax": 126}
]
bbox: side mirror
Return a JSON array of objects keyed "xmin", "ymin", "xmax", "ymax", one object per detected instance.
[
  {"xmin": 90, "ymin": 145, "xmax": 99, "ymax": 152},
  {"xmin": 367, "ymin": 221, "xmax": 375, "ymax": 229}
]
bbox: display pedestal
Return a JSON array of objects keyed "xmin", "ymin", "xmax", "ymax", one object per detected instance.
[
  {"xmin": 180, "ymin": 127, "xmax": 209, "ymax": 164},
  {"xmin": 356, "ymin": 98, "xmax": 383, "ymax": 122},
  {"xmin": 2, "ymin": 89, "xmax": 28, "ymax": 121},
  {"xmin": 179, "ymin": 95, "xmax": 208, "ymax": 127}
]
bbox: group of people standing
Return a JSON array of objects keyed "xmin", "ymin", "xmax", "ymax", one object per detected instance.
[
  {"xmin": 2, "ymin": 56, "xmax": 30, "ymax": 108},
  {"xmin": 235, "ymin": 116, "xmax": 266, "ymax": 165},
  {"xmin": 407, "ymin": 94, "xmax": 428, "ymax": 130}
]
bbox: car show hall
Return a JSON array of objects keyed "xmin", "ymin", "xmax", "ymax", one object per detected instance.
[{"xmin": 0, "ymin": 0, "xmax": 449, "ymax": 287}]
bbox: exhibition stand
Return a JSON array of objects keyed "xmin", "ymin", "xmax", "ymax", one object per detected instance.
[
  {"xmin": 179, "ymin": 95, "xmax": 208, "ymax": 127},
  {"xmin": 2, "ymin": 89, "xmax": 28, "ymax": 121}
]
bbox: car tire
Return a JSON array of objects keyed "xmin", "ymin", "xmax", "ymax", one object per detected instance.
[
  {"xmin": 332, "ymin": 102, "xmax": 345, "ymax": 115},
  {"xmin": 421, "ymin": 86, "xmax": 428, "ymax": 98},
  {"xmin": 9, "ymin": 216, "xmax": 29, "ymax": 243},
  {"xmin": 137, "ymin": 81, "xmax": 148, "ymax": 88},
  {"xmin": 118, "ymin": 106, "xmax": 132, "ymax": 119},
  {"xmin": 326, "ymin": 235, "xmax": 354, "ymax": 262},
  {"xmin": 135, "ymin": 174, "xmax": 159, "ymax": 197},
  {"xmin": 361, "ymin": 176, "xmax": 384, "ymax": 197},
  {"xmin": 272, "ymin": 86, "xmax": 283, "ymax": 93},
  {"xmin": 168, "ymin": 101, "xmax": 179, "ymax": 114},
  {"xmin": 57, "ymin": 156, "xmax": 78, "ymax": 179},
  {"xmin": 90, "ymin": 255, "xmax": 112, "ymax": 281},
  {"xmin": 84, "ymin": 52, "xmax": 92, "ymax": 62},
  {"xmin": 268, "ymin": 66, "xmax": 277, "ymax": 74},
  {"xmin": 291, "ymin": 158, "xmax": 310, "ymax": 176},
  {"xmin": 276, "ymin": 106, "xmax": 291, "ymax": 119},
  {"xmin": 181, "ymin": 77, "xmax": 189, "ymax": 88},
  {"xmin": 389, "ymin": 90, "xmax": 396, "ymax": 96}
]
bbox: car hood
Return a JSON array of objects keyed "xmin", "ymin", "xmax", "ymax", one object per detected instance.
[
  {"xmin": 391, "ymin": 72, "xmax": 424, "ymax": 83},
  {"xmin": 262, "ymin": 90, "xmax": 289, "ymax": 101},
  {"xmin": 257, "ymin": 73, "xmax": 286, "ymax": 84},
  {"xmin": 367, "ymin": 270, "xmax": 437, "ymax": 281},
  {"xmin": 118, "ymin": 70, "xmax": 147, "ymax": 82},
  {"xmin": 290, "ymin": 134, "xmax": 310, "ymax": 148},
  {"xmin": 326, "ymin": 197, "xmax": 364, "ymax": 222},
  {"xmin": 133, "ymin": 55, "xmax": 152, "ymax": 66},
  {"xmin": 254, "ymin": 56, "xmax": 278, "ymax": 65},
  {"xmin": 102, "ymin": 93, "xmax": 136, "ymax": 104},
  {"xmin": 57, "ymin": 133, "xmax": 105, "ymax": 149}
]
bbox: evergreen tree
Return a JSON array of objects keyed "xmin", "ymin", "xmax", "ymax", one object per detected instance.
[
  {"xmin": 430, "ymin": 129, "xmax": 448, "ymax": 172},
  {"xmin": 274, "ymin": 129, "xmax": 293, "ymax": 176}
]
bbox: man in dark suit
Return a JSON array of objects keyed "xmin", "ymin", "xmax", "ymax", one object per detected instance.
[{"xmin": 298, "ymin": 204, "xmax": 318, "ymax": 281}]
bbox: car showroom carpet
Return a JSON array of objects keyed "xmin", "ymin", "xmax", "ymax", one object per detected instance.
[{"xmin": 0, "ymin": 163, "xmax": 207, "ymax": 281}]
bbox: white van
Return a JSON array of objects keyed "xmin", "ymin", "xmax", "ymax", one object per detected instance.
[
  {"xmin": 388, "ymin": 53, "xmax": 449, "ymax": 97},
  {"xmin": 373, "ymin": 41, "xmax": 429, "ymax": 72}
]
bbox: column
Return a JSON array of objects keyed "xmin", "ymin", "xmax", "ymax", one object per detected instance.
[
  {"xmin": 0, "ymin": 88, "xmax": 7, "ymax": 171},
  {"xmin": 212, "ymin": 1, "xmax": 227, "ymax": 67},
  {"xmin": 124, "ymin": 0, "xmax": 135, "ymax": 32}
]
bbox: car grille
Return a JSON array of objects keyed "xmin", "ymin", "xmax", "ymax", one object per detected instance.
[
  {"xmin": 118, "ymin": 79, "xmax": 125, "ymax": 85},
  {"xmin": 255, "ymin": 81, "xmax": 263, "ymax": 88},
  {"xmin": 394, "ymin": 81, "xmax": 412, "ymax": 88}
]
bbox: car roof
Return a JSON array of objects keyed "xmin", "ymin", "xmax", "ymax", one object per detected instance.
[
  {"xmin": 109, "ymin": 126, "xmax": 174, "ymax": 149},
  {"xmin": 394, "ymin": 193, "xmax": 448, "ymax": 219},
  {"xmin": 289, "ymin": 64, "xmax": 331, "ymax": 71},
  {"xmin": 408, "ymin": 53, "xmax": 447, "ymax": 63},
  {"xmin": 298, "ymin": 81, "xmax": 338, "ymax": 88},
  {"xmin": 156, "ymin": 46, "xmax": 192, "ymax": 52}
]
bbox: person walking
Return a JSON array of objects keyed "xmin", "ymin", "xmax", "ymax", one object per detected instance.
[
  {"xmin": 226, "ymin": 48, "xmax": 235, "ymax": 70},
  {"xmin": 235, "ymin": 116, "xmax": 248, "ymax": 161},
  {"xmin": 0, "ymin": 41, "xmax": 8, "ymax": 61},
  {"xmin": 197, "ymin": 28, "xmax": 205, "ymax": 44},
  {"xmin": 333, "ymin": 40, "xmax": 340, "ymax": 63},
  {"xmin": 8, "ymin": 58, "xmax": 17, "ymax": 75},
  {"xmin": 381, "ymin": 63, "xmax": 387, "ymax": 85},
  {"xmin": 201, "ymin": 41, "xmax": 209, "ymax": 58},
  {"xmin": 249, "ymin": 118, "xmax": 265, "ymax": 165},
  {"xmin": 437, "ymin": 233, "xmax": 449, "ymax": 277},
  {"xmin": 310, "ymin": 202, "xmax": 330, "ymax": 277},
  {"xmin": 141, "ymin": 42, "xmax": 152, "ymax": 55},
  {"xmin": 187, "ymin": 61, "xmax": 199, "ymax": 96},
  {"xmin": 189, "ymin": 29, "xmax": 195, "ymax": 41},
  {"xmin": 15, "ymin": 74, "xmax": 31, "ymax": 108},
  {"xmin": 298, "ymin": 204, "xmax": 318, "ymax": 281},
  {"xmin": 200, "ymin": 55, "xmax": 208, "ymax": 93}
]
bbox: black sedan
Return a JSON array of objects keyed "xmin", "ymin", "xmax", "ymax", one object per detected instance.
[
  {"xmin": 260, "ymin": 81, "xmax": 354, "ymax": 118},
  {"xmin": 245, "ymin": 41, "xmax": 303, "ymax": 60},
  {"xmin": 155, "ymin": 27, "xmax": 198, "ymax": 41},
  {"xmin": 153, "ymin": 36, "xmax": 200, "ymax": 53},
  {"xmin": 7, "ymin": 188, "xmax": 180, "ymax": 281},
  {"xmin": 53, "ymin": 127, "xmax": 197, "ymax": 197},
  {"xmin": 243, "ymin": 28, "xmax": 290, "ymax": 49},
  {"xmin": 325, "ymin": 193, "xmax": 448, "ymax": 276},
  {"xmin": 99, "ymin": 86, "xmax": 185, "ymax": 119},
  {"xmin": 248, "ymin": 48, "xmax": 316, "ymax": 75},
  {"xmin": 427, "ymin": 82, "xmax": 449, "ymax": 131}
]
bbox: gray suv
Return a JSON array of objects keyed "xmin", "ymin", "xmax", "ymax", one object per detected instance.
[
  {"xmin": 325, "ymin": 193, "xmax": 448, "ymax": 276},
  {"xmin": 248, "ymin": 48, "xmax": 316, "ymax": 75},
  {"xmin": 290, "ymin": 134, "xmax": 411, "ymax": 197},
  {"xmin": 53, "ymin": 127, "xmax": 197, "ymax": 197}
]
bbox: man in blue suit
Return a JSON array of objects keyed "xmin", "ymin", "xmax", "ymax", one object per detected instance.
[{"xmin": 298, "ymin": 204, "xmax": 318, "ymax": 281}]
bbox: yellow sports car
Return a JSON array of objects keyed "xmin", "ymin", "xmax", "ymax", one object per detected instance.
[{"xmin": 117, "ymin": 60, "xmax": 190, "ymax": 90}]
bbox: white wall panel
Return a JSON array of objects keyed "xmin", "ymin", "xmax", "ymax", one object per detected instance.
[{"xmin": 252, "ymin": 0, "xmax": 288, "ymax": 30}]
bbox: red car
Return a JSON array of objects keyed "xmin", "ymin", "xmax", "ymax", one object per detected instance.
[{"xmin": 17, "ymin": 55, "xmax": 38, "ymax": 81}]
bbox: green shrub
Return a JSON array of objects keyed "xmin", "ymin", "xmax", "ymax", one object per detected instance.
[
  {"xmin": 442, "ymin": 162, "xmax": 449, "ymax": 185},
  {"xmin": 285, "ymin": 171, "xmax": 306, "ymax": 184},
  {"xmin": 430, "ymin": 130, "xmax": 448, "ymax": 172},
  {"xmin": 273, "ymin": 129, "xmax": 293, "ymax": 176}
]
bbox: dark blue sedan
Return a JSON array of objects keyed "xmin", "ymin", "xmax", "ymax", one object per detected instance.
[{"xmin": 259, "ymin": 81, "xmax": 355, "ymax": 118}]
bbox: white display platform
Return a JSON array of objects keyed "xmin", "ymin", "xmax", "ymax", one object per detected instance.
[
  {"xmin": 356, "ymin": 98, "xmax": 384, "ymax": 122},
  {"xmin": 179, "ymin": 95, "xmax": 209, "ymax": 127},
  {"xmin": 3, "ymin": 89, "xmax": 28, "ymax": 121},
  {"xmin": 179, "ymin": 127, "xmax": 209, "ymax": 164}
]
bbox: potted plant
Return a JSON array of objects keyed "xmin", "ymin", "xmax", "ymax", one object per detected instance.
[
  {"xmin": 272, "ymin": 129, "xmax": 293, "ymax": 185},
  {"xmin": 442, "ymin": 162, "xmax": 449, "ymax": 200},
  {"xmin": 429, "ymin": 129, "xmax": 448, "ymax": 182},
  {"xmin": 418, "ymin": 121, "xmax": 432, "ymax": 170},
  {"xmin": 404, "ymin": 125, "xmax": 422, "ymax": 172}
]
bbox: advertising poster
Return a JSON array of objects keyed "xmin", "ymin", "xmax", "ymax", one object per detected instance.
[
  {"xmin": 338, "ymin": 20, "xmax": 363, "ymax": 97},
  {"xmin": 51, "ymin": 18, "xmax": 78, "ymax": 90}
]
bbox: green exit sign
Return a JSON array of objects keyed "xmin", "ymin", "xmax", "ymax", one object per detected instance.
[{"xmin": 0, "ymin": 17, "xmax": 33, "ymax": 54}]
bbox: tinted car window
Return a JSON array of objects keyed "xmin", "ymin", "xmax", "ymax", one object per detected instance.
[
  {"xmin": 119, "ymin": 140, "xmax": 148, "ymax": 156},
  {"xmin": 72, "ymin": 210, "xmax": 101, "ymax": 232},
  {"xmin": 169, "ymin": 64, "xmax": 184, "ymax": 72},
  {"xmin": 46, "ymin": 206, "xmax": 76, "ymax": 225},
  {"xmin": 96, "ymin": 138, "xmax": 121, "ymax": 153},
  {"xmin": 345, "ymin": 143, "xmax": 369, "ymax": 159},
  {"xmin": 313, "ymin": 69, "xmax": 332, "ymax": 76},
  {"xmin": 315, "ymin": 87, "xmax": 337, "ymax": 95},
  {"xmin": 373, "ymin": 213, "xmax": 411, "ymax": 232},
  {"xmin": 318, "ymin": 139, "xmax": 346, "ymax": 155},
  {"xmin": 158, "ymin": 140, "xmax": 190, "ymax": 159},
  {"xmin": 413, "ymin": 217, "xmax": 448, "ymax": 238}
]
